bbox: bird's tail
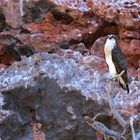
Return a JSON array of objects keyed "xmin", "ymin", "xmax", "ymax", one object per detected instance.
[
  {"xmin": 126, "ymin": 84, "xmax": 129, "ymax": 94},
  {"xmin": 119, "ymin": 80, "xmax": 129, "ymax": 94}
]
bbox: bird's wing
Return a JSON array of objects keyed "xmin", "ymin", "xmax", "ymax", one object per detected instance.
[{"xmin": 112, "ymin": 45, "xmax": 128, "ymax": 83}]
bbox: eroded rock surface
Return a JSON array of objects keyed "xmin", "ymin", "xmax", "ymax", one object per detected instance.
[
  {"xmin": 87, "ymin": 0, "xmax": 140, "ymax": 29},
  {"xmin": 0, "ymin": 50, "xmax": 140, "ymax": 139},
  {"xmin": 0, "ymin": 0, "xmax": 139, "ymax": 79},
  {"xmin": 0, "ymin": 0, "xmax": 140, "ymax": 139},
  {"xmin": 87, "ymin": 0, "xmax": 140, "ymax": 78}
]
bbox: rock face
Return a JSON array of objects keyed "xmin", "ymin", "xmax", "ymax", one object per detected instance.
[
  {"xmin": 0, "ymin": 0, "xmax": 105, "ymax": 65},
  {"xmin": 0, "ymin": 50, "xmax": 140, "ymax": 139},
  {"xmin": 0, "ymin": 51, "xmax": 105, "ymax": 140},
  {"xmin": 0, "ymin": 0, "xmax": 139, "ymax": 77},
  {"xmin": 0, "ymin": 0, "xmax": 140, "ymax": 139},
  {"xmin": 87, "ymin": 0, "xmax": 140, "ymax": 29}
]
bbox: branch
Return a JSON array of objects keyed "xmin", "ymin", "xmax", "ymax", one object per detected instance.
[
  {"xmin": 129, "ymin": 113, "xmax": 140, "ymax": 140},
  {"xmin": 107, "ymin": 79, "xmax": 128, "ymax": 128},
  {"xmin": 84, "ymin": 115, "xmax": 123, "ymax": 139},
  {"xmin": 130, "ymin": 116, "xmax": 136, "ymax": 140},
  {"xmin": 130, "ymin": 113, "xmax": 140, "ymax": 123},
  {"xmin": 84, "ymin": 70, "xmax": 140, "ymax": 140}
]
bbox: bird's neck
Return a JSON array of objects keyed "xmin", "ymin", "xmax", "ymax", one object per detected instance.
[{"xmin": 104, "ymin": 39, "xmax": 116, "ymax": 51}]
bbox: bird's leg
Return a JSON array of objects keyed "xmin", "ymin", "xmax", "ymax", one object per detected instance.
[
  {"xmin": 118, "ymin": 70, "xmax": 125, "ymax": 77},
  {"xmin": 110, "ymin": 70, "xmax": 125, "ymax": 81}
]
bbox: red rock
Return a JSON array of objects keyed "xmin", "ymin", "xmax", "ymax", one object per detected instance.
[
  {"xmin": 23, "ymin": 11, "xmax": 103, "ymax": 51},
  {"xmin": 24, "ymin": 23, "xmax": 41, "ymax": 34},
  {"xmin": 0, "ymin": 0, "xmax": 96, "ymax": 63},
  {"xmin": 103, "ymin": 25, "xmax": 118, "ymax": 35},
  {"xmin": 0, "ymin": 43, "xmax": 16, "ymax": 65},
  {"xmin": 2, "ymin": 0, "xmax": 23, "ymax": 28},
  {"xmin": 0, "ymin": 53, "xmax": 18, "ymax": 66},
  {"xmin": 86, "ymin": 0, "xmax": 140, "ymax": 29},
  {"xmin": 120, "ymin": 39, "xmax": 140, "ymax": 56},
  {"xmin": 119, "ymin": 28, "xmax": 140, "ymax": 39},
  {"xmin": 129, "ymin": 39, "xmax": 140, "ymax": 55}
]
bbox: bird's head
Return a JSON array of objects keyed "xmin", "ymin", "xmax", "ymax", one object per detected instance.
[
  {"xmin": 105, "ymin": 34, "xmax": 117, "ymax": 46},
  {"xmin": 107, "ymin": 34, "xmax": 117, "ymax": 40}
]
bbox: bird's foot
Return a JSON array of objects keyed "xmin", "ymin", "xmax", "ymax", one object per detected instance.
[
  {"xmin": 110, "ymin": 70, "xmax": 125, "ymax": 81},
  {"xmin": 110, "ymin": 75, "xmax": 118, "ymax": 81}
]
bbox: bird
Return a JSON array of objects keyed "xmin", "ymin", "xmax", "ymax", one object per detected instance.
[{"xmin": 104, "ymin": 34, "xmax": 129, "ymax": 93}]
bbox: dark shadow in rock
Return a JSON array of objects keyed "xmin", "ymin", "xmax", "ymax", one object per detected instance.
[
  {"xmin": 0, "ymin": 45, "xmax": 36, "ymax": 66},
  {"xmin": 15, "ymin": 46, "xmax": 37, "ymax": 57},
  {"xmin": 20, "ymin": 28, "xmax": 31, "ymax": 34},
  {"xmin": 1, "ymin": 77, "xmax": 100, "ymax": 140},
  {"xmin": 0, "ymin": 114, "xmax": 32, "ymax": 140},
  {"xmin": 51, "ymin": 9, "xmax": 73, "ymax": 24},
  {"xmin": 23, "ymin": 0, "xmax": 55, "ymax": 23},
  {"xmin": 0, "ymin": 35, "xmax": 36, "ymax": 65},
  {"xmin": 0, "ymin": 8, "xmax": 7, "ymax": 32},
  {"xmin": 82, "ymin": 22, "xmax": 119, "ymax": 49}
]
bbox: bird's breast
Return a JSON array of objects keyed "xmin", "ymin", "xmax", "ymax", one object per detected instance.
[
  {"xmin": 104, "ymin": 49, "xmax": 117, "ymax": 76},
  {"xmin": 106, "ymin": 57, "xmax": 117, "ymax": 76}
]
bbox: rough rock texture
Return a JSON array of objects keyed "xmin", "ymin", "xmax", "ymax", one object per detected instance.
[
  {"xmin": 0, "ymin": 50, "xmax": 140, "ymax": 139},
  {"xmin": 87, "ymin": 0, "xmax": 140, "ymax": 29},
  {"xmin": 87, "ymin": 0, "xmax": 140, "ymax": 78},
  {"xmin": 0, "ymin": 0, "xmax": 104, "ymax": 65},
  {"xmin": 0, "ymin": 0, "xmax": 139, "ymax": 77},
  {"xmin": 0, "ymin": 0, "xmax": 140, "ymax": 139}
]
